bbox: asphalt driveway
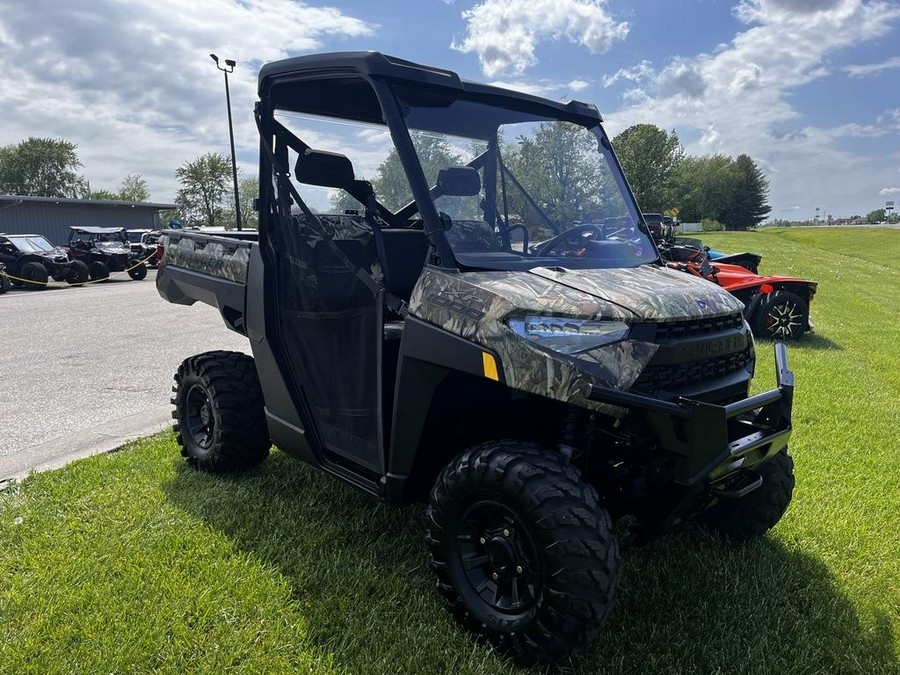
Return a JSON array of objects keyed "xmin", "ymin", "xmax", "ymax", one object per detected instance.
[{"xmin": 0, "ymin": 269, "xmax": 250, "ymax": 482}]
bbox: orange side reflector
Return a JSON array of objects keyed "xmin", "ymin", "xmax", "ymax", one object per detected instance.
[
  {"xmin": 482, "ymin": 352, "xmax": 499, "ymax": 381},
  {"xmin": 760, "ymin": 283, "xmax": 774, "ymax": 294}
]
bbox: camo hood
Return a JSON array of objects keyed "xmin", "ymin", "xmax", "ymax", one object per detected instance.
[
  {"xmin": 409, "ymin": 264, "xmax": 746, "ymax": 417},
  {"xmin": 527, "ymin": 265, "xmax": 745, "ymax": 320}
]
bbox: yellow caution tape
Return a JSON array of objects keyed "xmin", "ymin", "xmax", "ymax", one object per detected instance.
[{"xmin": 0, "ymin": 252, "xmax": 157, "ymax": 287}]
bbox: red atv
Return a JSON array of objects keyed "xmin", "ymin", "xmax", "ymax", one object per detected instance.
[{"xmin": 661, "ymin": 242, "xmax": 817, "ymax": 340}]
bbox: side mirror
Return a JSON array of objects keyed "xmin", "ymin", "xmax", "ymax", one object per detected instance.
[
  {"xmin": 295, "ymin": 149, "xmax": 355, "ymax": 189},
  {"xmin": 436, "ymin": 167, "xmax": 481, "ymax": 196}
]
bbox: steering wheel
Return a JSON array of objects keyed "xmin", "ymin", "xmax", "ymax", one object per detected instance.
[{"xmin": 532, "ymin": 223, "xmax": 604, "ymax": 257}]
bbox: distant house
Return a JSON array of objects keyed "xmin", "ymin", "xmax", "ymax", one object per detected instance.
[{"xmin": 0, "ymin": 195, "xmax": 175, "ymax": 245}]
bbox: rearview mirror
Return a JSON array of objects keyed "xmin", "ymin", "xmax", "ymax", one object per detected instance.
[{"xmin": 436, "ymin": 167, "xmax": 480, "ymax": 196}]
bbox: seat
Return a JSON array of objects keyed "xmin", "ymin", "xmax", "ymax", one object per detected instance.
[{"xmin": 379, "ymin": 229, "xmax": 428, "ymax": 300}]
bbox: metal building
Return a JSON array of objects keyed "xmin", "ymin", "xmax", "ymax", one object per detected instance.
[{"xmin": 0, "ymin": 195, "xmax": 176, "ymax": 246}]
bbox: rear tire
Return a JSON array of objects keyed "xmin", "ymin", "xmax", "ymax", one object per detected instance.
[
  {"xmin": 66, "ymin": 260, "xmax": 90, "ymax": 285},
  {"xmin": 698, "ymin": 450, "xmax": 795, "ymax": 540},
  {"xmin": 0, "ymin": 270, "xmax": 9, "ymax": 294},
  {"xmin": 20, "ymin": 262, "xmax": 48, "ymax": 289},
  {"xmin": 172, "ymin": 351, "xmax": 270, "ymax": 472},
  {"xmin": 753, "ymin": 291, "xmax": 808, "ymax": 340},
  {"xmin": 88, "ymin": 261, "xmax": 109, "ymax": 281},
  {"xmin": 426, "ymin": 440, "xmax": 619, "ymax": 665},
  {"xmin": 127, "ymin": 262, "xmax": 147, "ymax": 280}
]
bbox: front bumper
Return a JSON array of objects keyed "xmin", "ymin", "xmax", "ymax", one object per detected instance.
[{"xmin": 584, "ymin": 343, "xmax": 793, "ymax": 532}]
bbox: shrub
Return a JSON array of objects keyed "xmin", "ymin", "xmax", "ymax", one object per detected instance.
[{"xmin": 701, "ymin": 218, "xmax": 726, "ymax": 232}]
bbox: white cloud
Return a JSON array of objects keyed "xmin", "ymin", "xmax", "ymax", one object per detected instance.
[
  {"xmin": 880, "ymin": 187, "xmax": 900, "ymax": 195},
  {"xmin": 0, "ymin": 0, "xmax": 373, "ymax": 201},
  {"xmin": 603, "ymin": 0, "xmax": 900, "ymax": 216},
  {"xmin": 568, "ymin": 79, "xmax": 590, "ymax": 92},
  {"xmin": 657, "ymin": 57, "xmax": 708, "ymax": 98},
  {"xmin": 844, "ymin": 55, "xmax": 900, "ymax": 77},
  {"xmin": 602, "ymin": 60, "xmax": 654, "ymax": 87},
  {"xmin": 452, "ymin": 0, "xmax": 628, "ymax": 77},
  {"xmin": 488, "ymin": 78, "xmax": 590, "ymax": 97}
]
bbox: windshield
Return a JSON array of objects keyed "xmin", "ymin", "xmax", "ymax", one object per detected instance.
[
  {"xmin": 269, "ymin": 80, "xmax": 656, "ymax": 273},
  {"xmin": 394, "ymin": 91, "xmax": 657, "ymax": 271},
  {"xmin": 10, "ymin": 236, "xmax": 54, "ymax": 253}
]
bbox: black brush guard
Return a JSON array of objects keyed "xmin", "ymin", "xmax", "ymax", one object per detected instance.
[{"xmin": 585, "ymin": 343, "xmax": 794, "ymax": 532}]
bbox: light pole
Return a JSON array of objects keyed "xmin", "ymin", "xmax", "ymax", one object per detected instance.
[{"xmin": 210, "ymin": 53, "xmax": 242, "ymax": 230}]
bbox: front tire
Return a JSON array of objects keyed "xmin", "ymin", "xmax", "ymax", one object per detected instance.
[
  {"xmin": 426, "ymin": 441, "xmax": 619, "ymax": 665},
  {"xmin": 66, "ymin": 260, "xmax": 90, "ymax": 285},
  {"xmin": 172, "ymin": 351, "xmax": 270, "ymax": 472},
  {"xmin": 698, "ymin": 450, "xmax": 795, "ymax": 540},
  {"xmin": 127, "ymin": 261, "xmax": 147, "ymax": 280},
  {"xmin": 88, "ymin": 261, "xmax": 109, "ymax": 281},
  {"xmin": 753, "ymin": 291, "xmax": 808, "ymax": 340},
  {"xmin": 20, "ymin": 262, "xmax": 48, "ymax": 289}
]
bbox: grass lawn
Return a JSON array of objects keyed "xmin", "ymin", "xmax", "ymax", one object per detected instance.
[{"xmin": 2, "ymin": 227, "xmax": 899, "ymax": 674}]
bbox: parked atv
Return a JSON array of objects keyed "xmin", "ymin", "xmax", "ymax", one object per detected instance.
[
  {"xmin": 64, "ymin": 226, "xmax": 147, "ymax": 281},
  {"xmin": 0, "ymin": 233, "xmax": 89, "ymax": 289},
  {"xmin": 660, "ymin": 240, "xmax": 816, "ymax": 340},
  {"xmin": 126, "ymin": 229, "xmax": 161, "ymax": 268},
  {"xmin": 157, "ymin": 52, "xmax": 798, "ymax": 665}
]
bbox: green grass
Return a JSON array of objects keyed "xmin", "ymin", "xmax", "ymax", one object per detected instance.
[{"xmin": 2, "ymin": 227, "xmax": 900, "ymax": 674}]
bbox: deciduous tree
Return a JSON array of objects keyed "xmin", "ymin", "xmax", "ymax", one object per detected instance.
[
  {"xmin": 612, "ymin": 124, "xmax": 683, "ymax": 212},
  {"xmin": 503, "ymin": 122, "xmax": 606, "ymax": 231},
  {"xmin": 0, "ymin": 137, "xmax": 88, "ymax": 198},
  {"xmin": 238, "ymin": 176, "xmax": 259, "ymax": 229},
  {"xmin": 118, "ymin": 174, "xmax": 150, "ymax": 202},
  {"xmin": 670, "ymin": 154, "xmax": 742, "ymax": 224},
  {"xmin": 175, "ymin": 153, "xmax": 231, "ymax": 228}
]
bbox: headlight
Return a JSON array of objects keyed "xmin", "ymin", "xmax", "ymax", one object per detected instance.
[{"xmin": 507, "ymin": 315, "xmax": 630, "ymax": 355}]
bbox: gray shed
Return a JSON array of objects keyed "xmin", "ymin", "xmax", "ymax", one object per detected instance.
[{"xmin": 0, "ymin": 195, "xmax": 176, "ymax": 246}]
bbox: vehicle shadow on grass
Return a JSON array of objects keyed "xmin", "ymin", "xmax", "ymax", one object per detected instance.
[
  {"xmin": 757, "ymin": 333, "xmax": 843, "ymax": 351},
  {"xmin": 164, "ymin": 453, "xmax": 895, "ymax": 674},
  {"xmin": 567, "ymin": 527, "xmax": 897, "ymax": 674}
]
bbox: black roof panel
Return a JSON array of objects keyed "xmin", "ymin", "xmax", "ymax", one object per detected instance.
[{"xmin": 258, "ymin": 51, "xmax": 601, "ymax": 125}]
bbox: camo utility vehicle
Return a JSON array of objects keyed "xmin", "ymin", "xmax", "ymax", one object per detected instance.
[
  {"xmin": 0, "ymin": 233, "xmax": 89, "ymax": 288},
  {"xmin": 65, "ymin": 226, "xmax": 148, "ymax": 281},
  {"xmin": 157, "ymin": 52, "xmax": 797, "ymax": 664}
]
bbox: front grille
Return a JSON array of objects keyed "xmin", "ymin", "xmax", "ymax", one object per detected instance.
[
  {"xmin": 634, "ymin": 346, "xmax": 753, "ymax": 392},
  {"xmin": 654, "ymin": 313, "xmax": 744, "ymax": 340}
]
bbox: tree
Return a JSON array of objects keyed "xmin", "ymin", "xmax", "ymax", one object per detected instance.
[
  {"xmin": 670, "ymin": 154, "xmax": 743, "ymax": 224},
  {"xmin": 612, "ymin": 124, "xmax": 684, "ymax": 212},
  {"xmin": 376, "ymin": 133, "xmax": 463, "ymax": 211},
  {"xmin": 0, "ymin": 137, "xmax": 88, "ymax": 198},
  {"xmin": 87, "ymin": 189, "xmax": 121, "ymax": 201},
  {"xmin": 328, "ymin": 132, "xmax": 463, "ymax": 213},
  {"xmin": 88, "ymin": 174, "xmax": 150, "ymax": 202},
  {"xmin": 119, "ymin": 174, "xmax": 150, "ymax": 202},
  {"xmin": 503, "ymin": 122, "xmax": 605, "ymax": 232},
  {"xmin": 238, "ymin": 176, "xmax": 259, "ymax": 229},
  {"xmin": 721, "ymin": 155, "xmax": 771, "ymax": 230},
  {"xmin": 174, "ymin": 153, "xmax": 232, "ymax": 228},
  {"xmin": 866, "ymin": 208, "xmax": 885, "ymax": 224}
]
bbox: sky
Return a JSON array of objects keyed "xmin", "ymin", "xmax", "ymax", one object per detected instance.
[{"xmin": 1, "ymin": 0, "xmax": 898, "ymax": 220}]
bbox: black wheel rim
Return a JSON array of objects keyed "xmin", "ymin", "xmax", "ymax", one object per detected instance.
[
  {"xmin": 766, "ymin": 300, "xmax": 803, "ymax": 339},
  {"xmin": 457, "ymin": 500, "xmax": 542, "ymax": 614},
  {"xmin": 185, "ymin": 384, "xmax": 214, "ymax": 450}
]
